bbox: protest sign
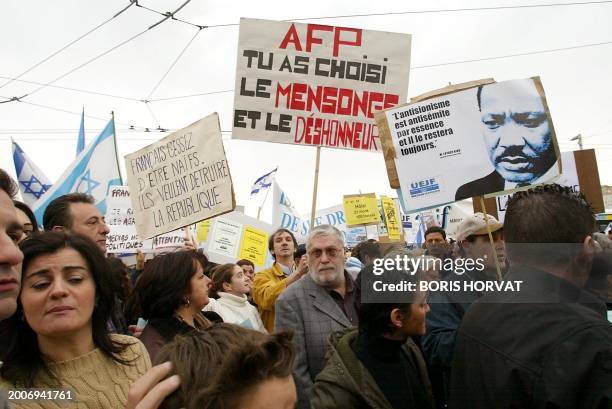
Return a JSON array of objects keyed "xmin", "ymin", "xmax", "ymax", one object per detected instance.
[
  {"xmin": 343, "ymin": 194, "xmax": 380, "ymax": 226},
  {"xmin": 375, "ymin": 77, "xmax": 561, "ymax": 213},
  {"xmin": 474, "ymin": 149, "xmax": 604, "ymax": 221},
  {"xmin": 402, "ymin": 200, "xmax": 473, "ymax": 242},
  {"xmin": 200, "ymin": 211, "xmax": 274, "ymax": 268},
  {"xmin": 125, "ymin": 113, "xmax": 235, "ymax": 239},
  {"xmin": 105, "ymin": 186, "xmax": 152, "ymax": 253},
  {"xmin": 196, "ymin": 219, "xmax": 212, "ymax": 243},
  {"xmin": 152, "ymin": 228, "xmax": 187, "ymax": 252},
  {"xmin": 233, "ymin": 18, "xmax": 411, "ymax": 151},
  {"xmin": 380, "ymin": 196, "xmax": 401, "ymax": 240},
  {"xmin": 239, "ymin": 226, "xmax": 269, "ymax": 266}
]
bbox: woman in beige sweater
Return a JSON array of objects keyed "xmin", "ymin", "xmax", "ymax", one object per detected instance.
[{"xmin": 0, "ymin": 232, "xmax": 151, "ymax": 408}]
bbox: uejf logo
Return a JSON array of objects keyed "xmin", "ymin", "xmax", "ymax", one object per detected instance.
[{"xmin": 409, "ymin": 178, "xmax": 440, "ymax": 198}]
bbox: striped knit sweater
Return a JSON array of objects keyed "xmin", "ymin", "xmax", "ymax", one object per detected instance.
[{"xmin": 0, "ymin": 334, "xmax": 151, "ymax": 409}]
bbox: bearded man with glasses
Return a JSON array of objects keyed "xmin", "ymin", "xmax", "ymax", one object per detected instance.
[{"xmin": 276, "ymin": 224, "xmax": 358, "ymax": 409}]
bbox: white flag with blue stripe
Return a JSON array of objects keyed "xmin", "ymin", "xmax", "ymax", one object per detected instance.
[
  {"xmin": 33, "ymin": 118, "xmax": 122, "ymax": 224},
  {"xmin": 249, "ymin": 167, "xmax": 277, "ymax": 207},
  {"xmin": 12, "ymin": 139, "xmax": 53, "ymax": 207}
]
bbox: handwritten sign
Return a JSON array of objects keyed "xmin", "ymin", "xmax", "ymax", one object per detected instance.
[{"xmin": 125, "ymin": 113, "xmax": 235, "ymax": 238}]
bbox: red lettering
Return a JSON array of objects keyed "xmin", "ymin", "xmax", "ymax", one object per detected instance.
[
  {"xmin": 279, "ymin": 24, "xmax": 302, "ymax": 51},
  {"xmin": 290, "ymin": 83, "xmax": 307, "ymax": 110},
  {"xmin": 333, "ymin": 27, "xmax": 362, "ymax": 57},
  {"xmin": 306, "ymin": 24, "xmax": 333, "ymax": 52},
  {"xmin": 275, "ymin": 83, "xmax": 292, "ymax": 108}
]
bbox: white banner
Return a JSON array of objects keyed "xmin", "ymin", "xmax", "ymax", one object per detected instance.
[{"xmin": 233, "ymin": 18, "xmax": 411, "ymax": 151}]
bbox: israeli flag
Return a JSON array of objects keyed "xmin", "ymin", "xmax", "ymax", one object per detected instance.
[
  {"xmin": 12, "ymin": 139, "xmax": 53, "ymax": 207},
  {"xmin": 249, "ymin": 167, "xmax": 277, "ymax": 207},
  {"xmin": 33, "ymin": 119, "xmax": 122, "ymax": 225},
  {"xmin": 76, "ymin": 108, "xmax": 85, "ymax": 156},
  {"xmin": 415, "ymin": 214, "xmax": 427, "ymax": 247}
]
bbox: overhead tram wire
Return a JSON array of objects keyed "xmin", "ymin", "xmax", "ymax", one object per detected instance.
[
  {"xmin": 142, "ymin": 20, "xmax": 202, "ymax": 129},
  {"xmin": 18, "ymin": 1, "xmax": 192, "ymax": 101},
  {"xmin": 13, "ymin": 98, "xmax": 161, "ymax": 132},
  {"xmin": 146, "ymin": 39, "xmax": 612, "ymax": 101},
  {"xmin": 133, "ymin": 0, "xmax": 612, "ymax": 29},
  {"xmin": 0, "ymin": 1, "xmax": 136, "ymax": 91},
  {"xmin": 0, "ymin": 75, "xmax": 141, "ymax": 102}
]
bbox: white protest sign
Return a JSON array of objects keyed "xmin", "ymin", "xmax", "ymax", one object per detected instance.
[
  {"xmin": 233, "ymin": 18, "xmax": 411, "ymax": 151},
  {"xmin": 402, "ymin": 199, "xmax": 473, "ymax": 243},
  {"xmin": 125, "ymin": 113, "xmax": 235, "ymax": 239},
  {"xmin": 200, "ymin": 211, "xmax": 274, "ymax": 269},
  {"xmin": 105, "ymin": 186, "xmax": 152, "ymax": 253},
  {"xmin": 377, "ymin": 77, "xmax": 561, "ymax": 212}
]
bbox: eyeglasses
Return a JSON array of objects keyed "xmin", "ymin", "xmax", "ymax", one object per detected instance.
[{"xmin": 308, "ymin": 247, "xmax": 342, "ymax": 259}]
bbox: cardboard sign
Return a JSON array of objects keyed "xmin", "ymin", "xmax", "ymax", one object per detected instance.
[
  {"xmin": 200, "ymin": 211, "xmax": 274, "ymax": 268},
  {"xmin": 125, "ymin": 113, "xmax": 235, "ymax": 239},
  {"xmin": 343, "ymin": 194, "xmax": 380, "ymax": 226},
  {"xmin": 474, "ymin": 149, "xmax": 605, "ymax": 220},
  {"xmin": 105, "ymin": 186, "xmax": 152, "ymax": 253},
  {"xmin": 375, "ymin": 77, "xmax": 561, "ymax": 212},
  {"xmin": 233, "ymin": 18, "xmax": 411, "ymax": 151}
]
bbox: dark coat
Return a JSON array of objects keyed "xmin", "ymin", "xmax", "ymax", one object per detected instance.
[
  {"xmin": 139, "ymin": 316, "xmax": 195, "ymax": 363},
  {"xmin": 311, "ymin": 328, "xmax": 435, "ymax": 409},
  {"xmin": 450, "ymin": 267, "xmax": 612, "ymax": 409},
  {"xmin": 455, "ymin": 170, "xmax": 505, "ymax": 200}
]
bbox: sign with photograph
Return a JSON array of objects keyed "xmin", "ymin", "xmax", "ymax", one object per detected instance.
[{"xmin": 376, "ymin": 77, "xmax": 561, "ymax": 212}]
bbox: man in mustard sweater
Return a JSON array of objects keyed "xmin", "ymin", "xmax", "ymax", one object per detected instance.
[{"xmin": 253, "ymin": 228, "xmax": 308, "ymax": 332}]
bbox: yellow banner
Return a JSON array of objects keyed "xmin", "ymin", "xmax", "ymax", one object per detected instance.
[
  {"xmin": 381, "ymin": 196, "xmax": 401, "ymax": 240},
  {"xmin": 239, "ymin": 226, "xmax": 269, "ymax": 266},
  {"xmin": 343, "ymin": 194, "xmax": 380, "ymax": 227},
  {"xmin": 196, "ymin": 219, "xmax": 212, "ymax": 244}
]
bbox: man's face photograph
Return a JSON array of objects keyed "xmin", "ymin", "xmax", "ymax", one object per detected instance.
[{"xmin": 479, "ymin": 80, "xmax": 557, "ymax": 185}]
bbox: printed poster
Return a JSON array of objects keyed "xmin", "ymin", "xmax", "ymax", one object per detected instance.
[{"xmin": 376, "ymin": 77, "xmax": 561, "ymax": 212}]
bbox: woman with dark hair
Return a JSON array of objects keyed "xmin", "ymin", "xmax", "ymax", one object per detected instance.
[
  {"xmin": 151, "ymin": 324, "xmax": 296, "ymax": 409},
  {"xmin": 204, "ymin": 264, "xmax": 266, "ymax": 332},
  {"xmin": 13, "ymin": 200, "xmax": 39, "ymax": 242},
  {"xmin": 128, "ymin": 251, "xmax": 212, "ymax": 361},
  {"xmin": 311, "ymin": 264, "xmax": 435, "ymax": 409},
  {"xmin": 0, "ymin": 232, "xmax": 151, "ymax": 408}
]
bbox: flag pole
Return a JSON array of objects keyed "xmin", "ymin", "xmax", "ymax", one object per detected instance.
[
  {"xmin": 111, "ymin": 111, "xmax": 123, "ymax": 185},
  {"xmin": 479, "ymin": 196, "xmax": 502, "ymax": 281},
  {"xmin": 309, "ymin": 146, "xmax": 322, "ymax": 229}
]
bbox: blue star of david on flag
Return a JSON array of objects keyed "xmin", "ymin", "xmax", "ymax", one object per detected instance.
[
  {"xmin": 12, "ymin": 139, "xmax": 53, "ymax": 207},
  {"xmin": 76, "ymin": 169, "xmax": 100, "ymax": 195},
  {"xmin": 20, "ymin": 175, "xmax": 51, "ymax": 199}
]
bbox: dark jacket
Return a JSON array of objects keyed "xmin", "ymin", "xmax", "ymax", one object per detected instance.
[
  {"xmin": 450, "ymin": 267, "xmax": 612, "ymax": 409},
  {"xmin": 139, "ymin": 316, "xmax": 195, "ymax": 362},
  {"xmin": 311, "ymin": 328, "xmax": 435, "ymax": 409},
  {"xmin": 455, "ymin": 171, "xmax": 505, "ymax": 201},
  {"xmin": 421, "ymin": 270, "xmax": 495, "ymax": 407}
]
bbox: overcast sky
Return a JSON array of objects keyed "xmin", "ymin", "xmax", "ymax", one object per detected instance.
[{"xmin": 1, "ymin": 0, "xmax": 611, "ymax": 215}]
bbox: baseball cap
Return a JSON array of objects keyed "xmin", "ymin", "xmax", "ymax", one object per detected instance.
[{"xmin": 455, "ymin": 212, "xmax": 503, "ymax": 242}]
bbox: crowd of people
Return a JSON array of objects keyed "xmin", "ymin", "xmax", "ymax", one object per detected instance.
[{"xmin": 0, "ymin": 166, "xmax": 611, "ymax": 408}]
